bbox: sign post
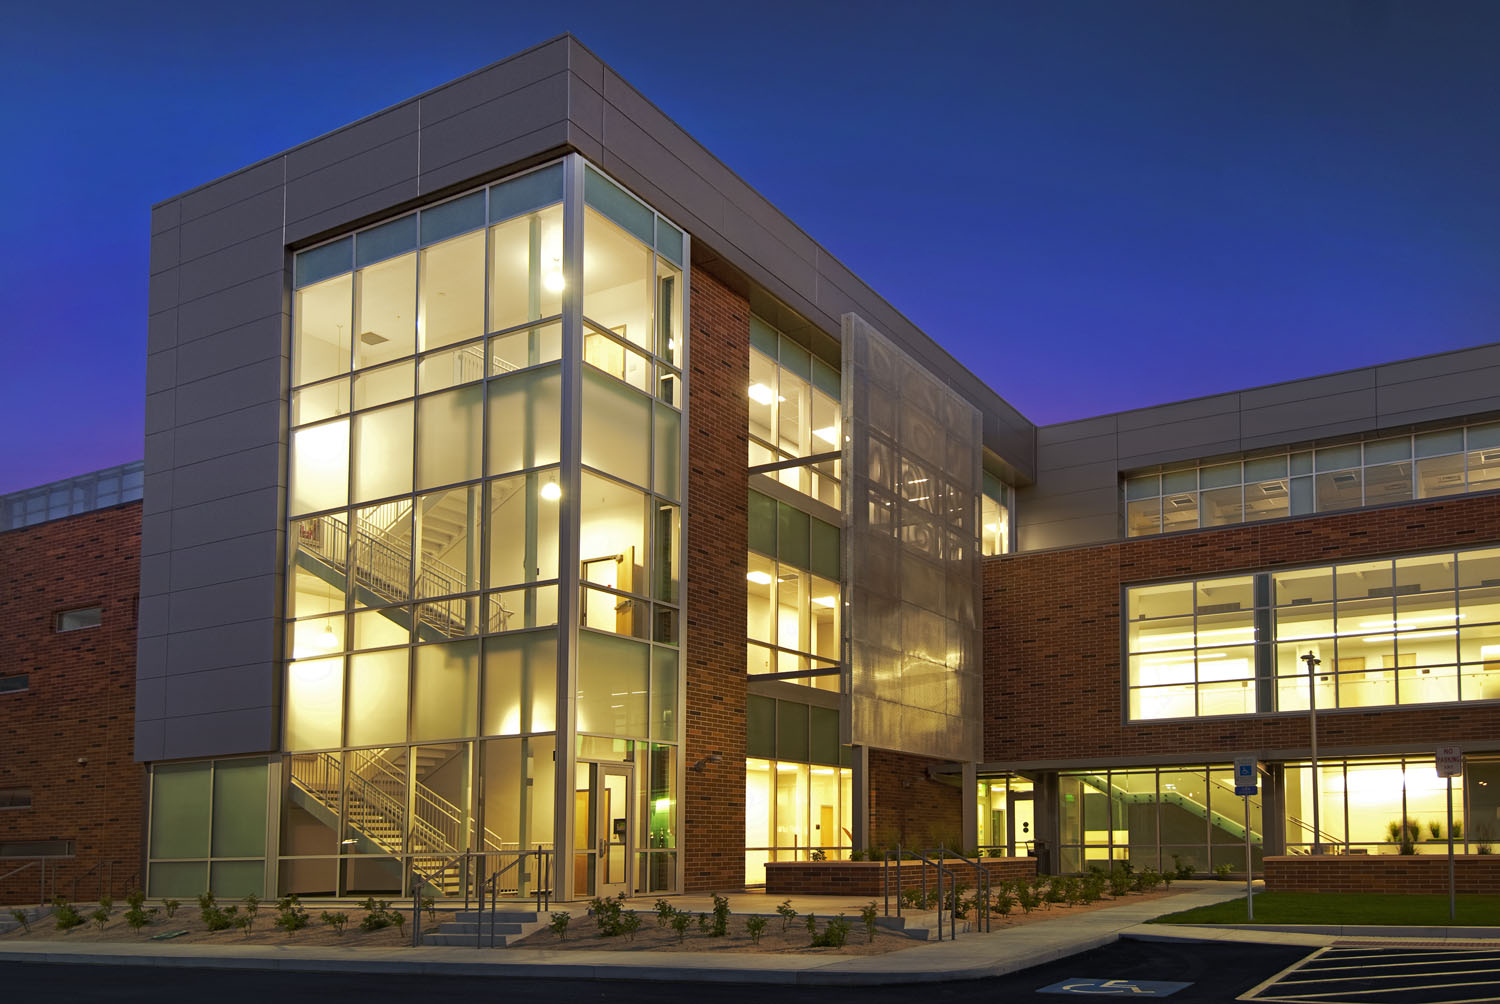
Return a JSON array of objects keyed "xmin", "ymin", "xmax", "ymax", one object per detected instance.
[
  {"xmin": 1436, "ymin": 745, "xmax": 1462, "ymax": 922},
  {"xmin": 1234, "ymin": 755, "xmax": 1258, "ymax": 921}
]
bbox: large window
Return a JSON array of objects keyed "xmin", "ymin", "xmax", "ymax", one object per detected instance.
[
  {"xmin": 1124, "ymin": 421, "xmax": 1500, "ymax": 537},
  {"xmin": 147, "ymin": 759, "xmax": 269, "ymax": 898},
  {"xmin": 981, "ymin": 473, "xmax": 1014, "ymax": 556},
  {"xmin": 748, "ymin": 316, "xmax": 840, "ymax": 507},
  {"xmin": 1126, "ymin": 546, "xmax": 1500, "ymax": 720},
  {"xmin": 745, "ymin": 696, "xmax": 852, "ymax": 885},
  {"xmin": 1283, "ymin": 755, "xmax": 1487, "ymax": 855},
  {"xmin": 747, "ymin": 490, "xmax": 841, "ymax": 691}
]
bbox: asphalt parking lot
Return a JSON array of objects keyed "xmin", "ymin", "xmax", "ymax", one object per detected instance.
[{"xmin": 1241, "ymin": 944, "xmax": 1500, "ymax": 1004}]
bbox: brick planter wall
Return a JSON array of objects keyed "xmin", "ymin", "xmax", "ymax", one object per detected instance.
[
  {"xmin": 763, "ymin": 857, "xmax": 1037, "ymax": 896},
  {"xmin": 1264, "ymin": 854, "xmax": 1500, "ymax": 894}
]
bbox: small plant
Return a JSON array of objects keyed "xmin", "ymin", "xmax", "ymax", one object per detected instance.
[
  {"xmin": 587, "ymin": 892, "xmax": 629, "ymax": 937},
  {"xmin": 321, "ymin": 910, "xmax": 349, "ymax": 936},
  {"xmin": 53, "ymin": 897, "xmax": 84, "ymax": 933},
  {"xmin": 549, "ymin": 911, "xmax": 571, "ymax": 940},
  {"xmin": 1214, "ymin": 862, "xmax": 1234, "ymax": 880},
  {"xmin": 11, "ymin": 909, "xmax": 31, "ymax": 933},
  {"xmin": 1107, "ymin": 866, "xmax": 1133, "ymax": 898},
  {"xmin": 745, "ymin": 914, "xmax": 767, "ymax": 944},
  {"xmin": 358, "ymin": 898, "xmax": 399, "ymax": 932},
  {"xmin": 899, "ymin": 887, "xmax": 924, "ymax": 909},
  {"xmin": 98, "ymin": 894, "xmax": 114, "ymax": 914},
  {"xmin": 993, "ymin": 883, "xmax": 1015, "ymax": 917},
  {"xmin": 986, "ymin": 847, "xmax": 1004, "ymax": 858},
  {"xmin": 710, "ymin": 893, "xmax": 730, "ymax": 937},
  {"xmin": 776, "ymin": 899, "xmax": 797, "ymax": 932},
  {"xmin": 654, "ymin": 898, "xmax": 675, "ymax": 928},
  {"xmin": 1428, "ymin": 820, "xmax": 1443, "ymax": 840},
  {"xmin": 232, "ymin": 912, "xmax": 253, "ymax": 936},
  {"xmin": 421, "ymin": 895, "xmax": 436, "ymax": 923},
  {"xmin": 1081, "ymin": 872, "xmax": 1106, "ymax": 903},
  {"xmin": 810, "ymin": 915, "xmax": 850, "ymax": 948},
  {"xmin": 161, "ymin": 898, "xmax": 180, "ymax": 919},
  {"xmin": 1169, "ymin": 855, "xmax": 1196, "ymax": 880},
  {"xmin": 810, "ymin": 849, "xmax": 826, "ymax": 861},
  {"xmin": 1452, "ymin": 821, "xmax": 1464, "ymax": 840},
  {"xmin": 123, "ymin": 904, "xmax": 158, "ymax": 934},
  {"xmin": 1014, "ymin": 882, "xmax": 1041, "ymax": 914},
  {"xmin": 620, "ymin": 911, "xmax": 642, "ymax": 941},
  {"xmin": 696, "ymin": 912, "xmax": 710, "ymax": 933},
  {"xmin": 805, "ymin": 912, "xmax": 817, "ymax": 938},
  {"xmin": 125, "ymin": 889, "xmax": 146, "ymax": 911},
  {"xmin": 1042, "ymin": 877, "xmax": 1066, "ymax": 906},
  {"xmin": 90, "ymin": 906, "xmax": 110, "ymax": 933},
  {"xmin": 849, "ymin": 849, "xmax": 867, "ymax": 862},
  {"xmin": 242, "ymin": 894, "xmax": 259, "ymax": 933},
  {"xmin": 860, "ymin": 901, "xmax": 878, "ymax": 943},
  {"xmin": 1388, "ymin": 818, "xmax": 1421, "ymax": 854},
  {"xmin": 389, "ymin": 908, "xmax": 407, "ymax": 939},
  {"xmin": 275, "ymin": 895, "xmax": 309, "ymax": 935},
  {"xmin": 669, "ymin": 909, "xmax": 690, "ymax": 943},
  {"xmin": 197, "ymin": 891, "xmax": 216, "ymax": 923}
]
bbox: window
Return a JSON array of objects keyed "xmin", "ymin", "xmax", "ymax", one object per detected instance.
[
  {"xmin": 0, "ymin": 840, "xmax": 71, "ymax": 857},
  {"xmin": 56, "ymin": 607, "xmax": 101, "ymax": 632},
  {"xmin": 0, "ymin": 674, "xmax": 28, "ymax": 694},
  {"xmin": 1125, "ymin": 545, "xmax": 1500, "ymax": 720},
  {"xmin": 981, "ymin": 473, "xmax": 1014, "ymax": 556},
  {"xmin": 746, "ymin": 490, "xmax": 841, "ymax": 691},
  {"xmin": 1124, "ymin": 420, "xmax": 1500, "ymax": 537},
  {"xmin": 748, "ymin": 316, "xmax": 841, "ymax": 506},
  {"xmin": 744, "ymin": 697, "xmax": 852, "ymax": 884},
  {"xmin": 0, "ymin": 789, "xmax": 33, "ymax": 809}
]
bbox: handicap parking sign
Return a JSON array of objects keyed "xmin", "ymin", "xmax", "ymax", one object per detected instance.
[{"xmin": 1039, "ymin": 978, "xmax": 1192, "ymax": 996}]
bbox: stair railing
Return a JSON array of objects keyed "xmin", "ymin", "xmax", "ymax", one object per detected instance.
[
  {"xmin": 881, "ymin": 845, "xmax": 956, "ymax": 940},
  {"xmin": 935, "ymin": 845, "xmax": 991, "ymax": 932}
]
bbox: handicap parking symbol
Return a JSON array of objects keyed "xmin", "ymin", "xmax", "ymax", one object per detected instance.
[{"xmin": 1038, "ymin": 978, "xmax": 1192, "ymax": 996}]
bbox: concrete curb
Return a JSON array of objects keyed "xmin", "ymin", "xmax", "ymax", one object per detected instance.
[{"xmin": 1139, "ymin": 922, "xmax": 1500, "ymax": 939}]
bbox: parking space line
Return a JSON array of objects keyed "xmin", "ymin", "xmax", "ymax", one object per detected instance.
[
  {"xmin": 1297, "ymin": 957, "xmax": 1500, "ymax": 972},
  {"xmin": 1240, "ymin": 946, "xmax": 1330, "ymax": 1001},
  {"xmin": 1275, "ymin": 964, "xmax": 1500, "ymax": 986},
  {"xmin": 1256, "ymin": 978, "xmax": 1500, "ymax": 1000}
]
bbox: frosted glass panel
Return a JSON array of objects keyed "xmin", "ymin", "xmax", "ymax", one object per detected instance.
[
  {"xmin": 482, "ymin": 630, "xmax": 557, "ymax": 735},
  {"xmin": 211, "ymin": 760, "xmax": 268, "ymax": 858},
  {"xmin": 285, "ymin": 657, "xmax": 344, "ymax": 750},
  {"xmin": 289, "ymin": 420, "xmax": 349, "ymax": 516},
  {"xmin": 346, "ymin": 649, "xmax": 408, "ymax": 747},
  {"xmin": 151, "ymin": 763, "xmax": 211, "ymax": 858},
  {"xmin": 489, "ymin": 205, "xmax": 564, "ymax": 333},
  {"xmin": 352, "ymin": 402, "xmax": 413, "ymax": 503},
  {"xmin": 487, "ymin": 366, "xmax": 561, "ymax": 475},
  {"xmin": 576, "ymin": 631, "xmax": 649, "ymax": 737},
  {"xmin": 416, "ymin": 385, "xmax": 482, "ymax": 490},
  {"xmin": 581, "ymin": 366, "xmax": 650, "ymax": 486},
  {"xmin": 412, "ymin": 640, "xmax": 479, "ymax": 741},
  {"xmin": 419, "ymin": 231, "xmax": 485, "ymax": 351}
]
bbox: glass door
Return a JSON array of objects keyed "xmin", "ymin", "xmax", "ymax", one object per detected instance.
[
  {"xmin": 1010, "ymin": 791, "xmax": 1035, "ymax": 855},
  {"xmin": 596, "ymin": 764, "xmax": 632, "ymax": 898}
]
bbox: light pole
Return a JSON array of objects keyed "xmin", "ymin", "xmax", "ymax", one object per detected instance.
[{"xmin": 1301, "ymin": 650, "xmax": 1321, "ymax": 855}]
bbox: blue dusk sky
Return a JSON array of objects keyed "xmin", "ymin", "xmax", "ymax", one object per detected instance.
[{"xmin": 2, "ymin": 0, "xmax": 1497, "ymax": 492}]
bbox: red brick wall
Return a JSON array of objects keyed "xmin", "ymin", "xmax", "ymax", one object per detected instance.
[
  {"xmin": 1265, "ymin": 854, "xmax": 1500, "ymax": 894},
  {"xmin": 683, "ymin": 266, "xmax": 750, "ymax": 892},
  {"xmin": 764, "ymin": 857, "xmax": 1035, "ymax": 896},
  {"xmin": 986, "ymin": 493, "xmax": 1500, "ymax": 763},
  {"xmin": 868, "ymin": 749, "xmax": 965, "ymax": 851},
  {"xmin": 0, "ymin": 503, "xmax": 144, "ymax": 906}
]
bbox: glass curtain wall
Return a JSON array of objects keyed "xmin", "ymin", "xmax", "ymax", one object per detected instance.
[
  {"xmin": 1056, "ymin": 765, "xmax": 1261, "ymax": 875},
  {"xmin": 1126, "ymin": 545, "xmax": 1500, "ymax": 720},
  {"xmin": 746, "ymin": 490, "xmax": 841, "ymax": 691},
  {"xmin": 281, "ymin": 156, "xmax": 687, "ymax": 900},
  {"xmin": 1125, "ymin": 421, "xmax": 1500, "ymax": 537},
  {"xmin": 748, "ymin": 317, "xmax": 841, "ymax": 507},
  {"xmin": 745, "ymin": 695, "xmax": 853, "ymax": 884},
  {"xmin": 981, "ymin": 473, "xmax": 1014, "ymax": 556},
  {"xmin": 147, "ymin": 759, "xmax": 270, "ymax": 898},
  {"xmin": 1283, "ymin": 755, "xmax": 1476, "ymax": 854}
]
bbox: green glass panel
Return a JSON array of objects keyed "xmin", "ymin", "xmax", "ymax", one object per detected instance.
[
  {"xmin": 1364, "ymin": 437, "xmax": 1411, "ymax": 464},
  {"xmin": 209, "ymin": 860, "xmax": 265, "ymax": 899},
  {"xmin": 749, "ymin": 316, "xmax": 778, "ymax": 358},
  {"xmin": 1244, "ymin": 456, "xmax": 1287, "ymax": 481},
  {"xmin": 150, "ymin": 763, "xmax": 211, "ymax": 859},
  {"xmin": 295, "ymin": 237, "xmax": 352, "ymax": 288},
  {"xmin": 1124, "ymin": 474, "xmax": 1159, "ymax": 501},
  {"xmin": 490, "ymin": 164, "xmax": 563, "ymax": 222},
  {"xmin": 748, "ymin": 491, "xmax": 776, "ymax": 555},
  {"xmin": 810, "ymin": 518, "xmax": 840, "ymax": 580},
  {"xmin": 149, "ymin": 861, "xmax": 207, "ymax": 899},
  {"xmin": 778, "ymin": 336, "xmax": 812, "ymax": 380},
  {"xmin": 1200, "ymin": 462, "xmax": 1240, "ymax": 489},
  {"xmin": 1470, "ymin": 421, "xmax": 1500, "ymax": 451},
  {"xmin": 809, "ymin": 706, "xmax": 839, "ymax": 765},
  {"xmin": 655, "ymin": 220, "xmax": 684, "ymax": 265},
  {"xmin": 355, "ymin": 214, "xmax": 417, "ymax": 267},
  {"xmin": 1415, "ymin": 428, "xmax": 1465, "ymax": 458},
  {"xmin": 421, "ymin": 191, "xmax": 485, "ymax": 245},
  {"xmin": 577, "ymin": 631, "xmax": 649, "ymax": 737},
  {"xmin": 654, "ymin": 404, "xmax": 681, "ymax": 500},
  {"xmin": 411, "ymin": 639, "xmax": 479, "ymax": 741},
  {"xmin": 747, "ymin": 695, "xmax": 775, "ymax": 758},
  {"xmin": 584, "ymin": 166, "xmax": 654, "ymax": 244},
  {"xmin": 812, "ymin": 357, "xmax": 840, "ymax": 398},
  {"xmin": 1316, "ymin": 444, "xmax": 1361, "ymax": 471},
  {"xmin": 211, "ymin": 760, "xmax": 268, "ymax": 858},
  {"xmin": 776, "ymin": 700, "xmax": 809, "ymax": 762},
  {"xmin": 581, "ymin": 365, "xmax": 651, "ymax": 486},
  {"xmin": 1161, "ymin": 469, "xmax": 1197, "ymax": 493},
  {"xmin": 651, "ymin": 646, "xmax": 678, "ymax": 741},
  {"xmin": 777, "ymin": 503, "xmax": 810, "ymax": 569}
]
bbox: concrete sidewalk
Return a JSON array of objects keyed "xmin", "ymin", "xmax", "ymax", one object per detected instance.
[{"xmin": 0, "ymin": 884, "xmax": 1251, "ymax": 985}]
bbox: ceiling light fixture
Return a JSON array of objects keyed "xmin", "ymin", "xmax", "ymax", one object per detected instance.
[
  {"xmin": 748, "ymin": 383, "xmax": 776, "ymax": 405},
  {"xmin": 543, "ymin": 257, "xmax": 565, "ymax": 293},
  {"xmin": 746, "ymin": 570, "xmax": 773, "ymax": 586},
  {"xmin": 540, "ymin": 481, "xmax": 561, "ymax": 501}
]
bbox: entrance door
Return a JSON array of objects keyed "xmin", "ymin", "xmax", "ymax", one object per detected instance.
[
  {"xmin": 595, "ymin": 764, "xmax": 633, "ymax": 898},
  {"xmin": 1010, "ymin": 792, "xmax": 1035, "ymax": 855}
]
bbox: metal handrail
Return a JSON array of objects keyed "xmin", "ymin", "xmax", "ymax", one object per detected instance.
[
  {"xmin": 0, "ymin": 859, "xmax": 50, "ymax": 908},
  {"xmin": 471, "ymin": 848, "xmax": 553, "ymax": 948},
  {"xmin": 410, "ymin": 855, "xmax": 463, "ymax": 946},
  {"xmin": 882, "ymin": 845, "xmax": 957, "ymax": 940},
  {"xmin": 935, "ymin": 845, "xmax": 991, "ymax": 933},
  {"xmin": 70, "ymin": 859, "xmax": 114, "ymax": 903}
]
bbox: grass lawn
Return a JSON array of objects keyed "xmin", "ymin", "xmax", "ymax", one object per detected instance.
[{"xmin": 1149, "ymin": 891, "xmax": 1500, "ymax": 927}]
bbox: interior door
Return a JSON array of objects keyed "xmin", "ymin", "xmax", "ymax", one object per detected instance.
[
  {"xmin": 1011, "ymin": 792, "xmax": 1035, "ymax": 855},
  {"xmin": 596, "ymin": 764, "xmax": 633, "ymax": 898}
]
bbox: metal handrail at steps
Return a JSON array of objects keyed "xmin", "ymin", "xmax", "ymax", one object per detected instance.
[
  {"xmin": 930, "ymin": 845, "xmax": 992, "ymax": 933},
  {"xmin": 881, "ymin": 844, "xmax": 958, "ymax": 941},
  {"xmin": 473, "ymin": 847, "xmax": 552, "ymax": 948},
  {"xmin": 0, "ymin": 857, "xmax": 65, "ymax": 909}
]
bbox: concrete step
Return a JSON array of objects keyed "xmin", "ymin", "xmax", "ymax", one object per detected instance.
[
  {"xmin": 447, "ymin": 910, "xmax": 542, "ymax": 924},
  {"xmin": 422, "ymin": 914, "xmax": 547, "ymax": 946}
]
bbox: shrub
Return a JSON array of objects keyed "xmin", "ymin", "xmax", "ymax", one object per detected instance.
[
  {"xmin": 654, "ymin": 898, "xmax": 675, "ymax": 928},
  {"xmin": 696, "ymin": 912, "xmax": 710, "ymax": 933},
  {"xmin": 710, "ymin": 893, "xmax": 730, "ymax": 937},
  {"xmin": 621, "ymin": 911, "xmax": 642, "ymax": 941},
  {"xmin": 241, "ymin": 895, "xmax": 259, "ymax": 933},
  {"xmin": 849, "ymin": 850, "xmax": 867, "ymax": 862},
  {"xmin": 11, "ymin": 908, "xmax": 30, "ymax": 933},
  {"xmin": 993, "ymin": 883, "xmax": 1015, "ymax": 917},
  {"xmin": 1107, "ymin": 867, "xmax": 1133, "ymax": 898},
  {"xmin": 745, "ymin": 914, "xmax": 767, "ymax": 944},
  {"xmin": 321, "ymin": 911, "xmax": 349, "ymax": 936},
  {"xmin": 275, "ymin": 895, "xmax": 309, "ymax": 935},
  {"xmin": 204, "ymin": 905, "xmax": 237, "ymax": 932},
  {"xmin": 776, "ymin": 899, "xmax": 797, "ymax": 932},
  {"xmin": 810, "ymin": 849, "xmax": 826, "ymax": 861},
  {"xmin": 358, "ymin": 898, "xmax": 393, "ymax": 932},
  {"xmin": 805, "ymin": 912, "xmax": 817, "ymax": 938},
  {"xmin": 810, "ymin": 915, "xmax": 850, "ymax": 948},
  {"xmin": 1428, "ymin": 820, "xmax": 1443, "ymax": 840},
  {"xmin": 98, "ymin": 894, "xmax": 114, "ymax": 914},
  {"xmin": 587, "ymin": 892, "xmax": 629, "ymax": 937},
  {"xmin": 860, "ymin": 901, "xmax": 878, "ymax": 943},
  {"xmin": 421, "ymin": 895, "xmax": 436, "ymax": 922},
  {"xmin": 669, "ymin": 910, "xmax": 690, "ymax": 943},
  {"xmin": 53, "ymin": 898, "xmax": 84, "ymax": 933},
  {"xmin": 123, "ymin": 904, "xmax": 158, "ymax": 934},
  {"xmin": 196, "ymin": 892, "xmax": 217, "ymax": 924},
  {"xmin": 1014, "ymin": 882, "xmax": 1041, "ymax": 914},
  {"xmin": 1214, "ymin": 863, "xmax": 1233, "ymax": 880},
  {"xmin": 125, "ymin": 889, "xmax": 146, "ymax": 911},
  {"xmin": 161, "ymin": 899, "xmax": 180, "ymax": 919},
  {"xmin": 549, "ymin": 911, "xmax": 571, "ymax": 940},
  {"xmin": 90, "ymin": 907, "xmax": 110, "ymax": 933}
]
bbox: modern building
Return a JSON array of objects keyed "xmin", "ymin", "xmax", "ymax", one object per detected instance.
[
  {"xmin": 0, "ymin": 463, "xmax": 145, "ymax": 905},
  {"xmin": 124, "ymin": 34, "xmax": 1500, "ymax": 904}
]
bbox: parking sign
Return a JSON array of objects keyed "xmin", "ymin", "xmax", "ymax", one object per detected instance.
[
  {"xmin": 1234, "ymin": 755, "xmax": 1257, "ymax": 796},
  {"xmin": 1436, "ymin": 746, "xmax": 1462, "ymax": 778}
]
